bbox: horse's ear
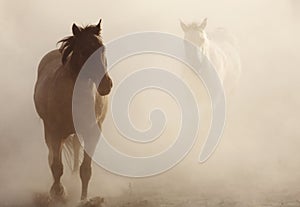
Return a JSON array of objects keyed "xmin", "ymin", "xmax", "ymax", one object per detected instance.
[
  {"xmin": 180, "ymin": 20, "xmax": 188, "ymax": 32},
  {"xmin": 96, "ymin": 19, "xmax": 102, "ymax": 29},
  {"xmin": 198, "ymin": 18, "xmax": 207, "ymax": 30},
  {"xmin": 72, "ymin": 23, "xmax": 81, "ymax": 36},
  {"xmin": 95, "ymin": 19, "xmax": 102, "ymax": 34}
]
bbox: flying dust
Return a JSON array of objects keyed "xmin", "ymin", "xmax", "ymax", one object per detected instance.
[{"xmin": 0, "ymin": 0, "xmax": 300, "ymax": 206}]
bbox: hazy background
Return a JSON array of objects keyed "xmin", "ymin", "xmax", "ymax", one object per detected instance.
[{"xmin": 0, "ymin": 0, "xmax": 300, "ymax": 205}]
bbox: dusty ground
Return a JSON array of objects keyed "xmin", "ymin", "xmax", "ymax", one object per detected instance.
[{"xmin": 2, "ymin": 191, "xmax": 300, "ymax": 207}]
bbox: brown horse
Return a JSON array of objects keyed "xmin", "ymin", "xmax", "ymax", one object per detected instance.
[{"xmin": 34, "ymin": 19, "xmax": 113, "ymax": 201}]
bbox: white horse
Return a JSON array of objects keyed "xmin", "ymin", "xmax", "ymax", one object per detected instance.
[{"xmin": 180, "ymin": 18, "xmax": 241, "ymax": 96}]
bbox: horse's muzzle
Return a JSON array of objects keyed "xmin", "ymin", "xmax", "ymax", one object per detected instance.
[{"xmin": 98, "ymin": 75, "xmax": 113, "ymax": 96}]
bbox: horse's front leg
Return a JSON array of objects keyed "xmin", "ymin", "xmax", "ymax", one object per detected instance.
[
  {"xmin": 80, "ymin": 127, "xmax": 99, "ymax": 200},
  {"xmin": 80, "ymin": 151, "xmax": 93, "ymax": 200},
  {"xmin": 49, "ymin": 136, "xmax": 66, "ymax": 201}
]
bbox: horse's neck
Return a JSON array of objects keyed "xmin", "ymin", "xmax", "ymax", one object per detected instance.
[
  {"xmin": 184, "ymin": 37, "xmax": 210, "ymax": 63},
  {"xmin": 70, "ymin": 55, "xmax": 88, "ymax": 77},
  {"xmin": 186, "ymin": 35, "xmax": 210, "ymax": 55}
]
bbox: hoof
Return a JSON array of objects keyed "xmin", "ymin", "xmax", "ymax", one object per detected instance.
[
  {"xmin": 33, "ymin": 192, "xmax": 51, "ymax": 207},
  {"xmin": 50, "ymin": 182, "xmax": 67, "ymax": 202},
  {"xmin": 77, "ymin": 196, "xmax": 104, "ymax": 207}
]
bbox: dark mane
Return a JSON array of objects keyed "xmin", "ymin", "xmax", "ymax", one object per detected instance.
[
  {"xmin": 58, "ymin": 36, "xmax": 75, "ymax": 64},
  {"xmin": 58, "ymin": 25, "xmax": 102, "ymax": 65}
]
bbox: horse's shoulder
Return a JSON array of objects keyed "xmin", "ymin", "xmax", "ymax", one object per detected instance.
[{"xmin": 37, "ymin": 49, "xmax": 62, "ymax": 77}]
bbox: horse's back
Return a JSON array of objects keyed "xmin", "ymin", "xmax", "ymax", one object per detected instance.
[
  {"xmin": 34, "ymin": 50, "xmax": 63, "ymax": 119},
  {"xmin": 207, "ymin": 34, "xmax": 241, "ymax": 94}
]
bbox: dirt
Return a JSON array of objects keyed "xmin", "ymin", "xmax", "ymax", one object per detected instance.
[{"xmin": 2, "ymin": 192, "xmax": 300, "ymax": 207}]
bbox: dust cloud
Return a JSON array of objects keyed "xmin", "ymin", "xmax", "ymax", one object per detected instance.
[{"xmin": 0, "ymin": 0, "xmax": 300, "ymax": 206}]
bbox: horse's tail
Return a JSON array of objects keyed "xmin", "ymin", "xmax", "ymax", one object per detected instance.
[{"xmin": 62, "ymin": 135, "xmax": 83, "ymax": 173}]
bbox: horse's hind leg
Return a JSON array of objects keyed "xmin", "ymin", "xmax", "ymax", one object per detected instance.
[
  {"xmin": 45, "ymin": 131, "xmax": 53, "ymax": 167},
  {"xmin": 73, "ymin": 134, "xmax": 81, "ymax": 173}
]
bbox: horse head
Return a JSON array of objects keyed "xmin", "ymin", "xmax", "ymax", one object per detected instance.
[
  {"xmin": 180, "ymin": 18, "xmax": 208, "ymax": 48},
  {"xmin": 59, "ymin": 19, "xmax": 113, "ymax": 96}
]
